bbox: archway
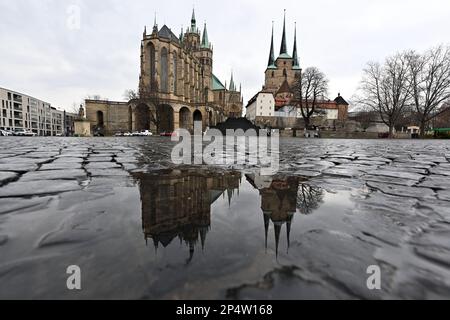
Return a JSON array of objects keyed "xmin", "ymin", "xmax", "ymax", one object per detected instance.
[
  {"xmin": 157, "ymin": 104, "xmax": 174, "ymax": 133},
  {"xmin": 193, "ymin": 110, "xmax": 203, "ymax": 132},
  {"xmin": 135, "ymin": 104, "xmax": 150, "ymax": 131},
  {"xmin": 97, "ymin": 111, "xmax": 104, "ymax": 127},
  {"xmin": 208, "ymin": 111, "xmax": 214, "ymax": 127},
  {"xmin": 179, "ymin": 107, "xmax": 191, "ymax": 130}
]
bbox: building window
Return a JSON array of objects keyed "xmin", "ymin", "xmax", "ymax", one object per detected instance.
[
  {"xmin": 173, "ymin": 54, "xmax": 178, "ymax": 94},
  {"xmin": 160, "ymin": 47, "xmax": 169, "ymax": 92},
  {"xmin": 149, "ymin": 43, "xmax": 156, "ymax": 91},
  {"xmin": 161, "ymin": 48, "xmax": 169, "ymax": 92}
]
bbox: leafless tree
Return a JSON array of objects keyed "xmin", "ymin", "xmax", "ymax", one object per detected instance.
[
  {"xmin": 85, "ymin": 94, "xmax": 103, "ymax": 101},
  {"xmin": 359, "ymin": 53, "xmax": 413, "ymax": 138},
  {"xmin": 350, "ymin": 108, "xmax": 378, "ymax": 131},
  {"xmin": 296, "ymin": 184, "xmax": 324, "ymax": 215},
  {"xmin": 406, "ymin": 45, "xmax": 450, "ymax": 137},
  {"xmin": 292, "ymin": 67, "xmax": 329, "ymax": 129},
  {"xmin": 123, "ymin": 89, "xmax": 139, "ymax": 101}
]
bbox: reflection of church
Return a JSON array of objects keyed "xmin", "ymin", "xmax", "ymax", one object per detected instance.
[
  {"xmin": 246, "ymin": 174, "xmax": 324, "ymax": 256},
  {"xmin": 134, "ymin": 169, "xmax": 241, "ymax": 262}
]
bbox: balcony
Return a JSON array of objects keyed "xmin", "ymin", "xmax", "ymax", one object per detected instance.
[
  {"xmin": 14, "ymin": 111, "xmax": 23, "ymax": 119},
  {"xmin": 13, "ymin": 95, "xmax": 22, "ymax": 103}
]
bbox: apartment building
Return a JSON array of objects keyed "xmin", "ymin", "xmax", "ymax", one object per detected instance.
[{"xmin": 0, "ymin": 87, "xmax": 64, "ymax": 136}]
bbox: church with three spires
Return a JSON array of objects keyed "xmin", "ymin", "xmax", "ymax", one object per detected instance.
[{"xmin": 246, "ymin": 12, "xmax": 349, "ymax": 130}]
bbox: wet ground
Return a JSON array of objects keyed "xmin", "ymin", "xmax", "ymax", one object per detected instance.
[{"xmin": 0, "ymin": 137, "xmax": 449, "ymax": 300}]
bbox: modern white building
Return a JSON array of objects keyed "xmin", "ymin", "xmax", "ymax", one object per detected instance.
[
  {"xmin": 0, "ymin": 87, "xmax": 65, "ymax": 136},
  {"xmin": 245, "ymin": 91, "xmax": 275, "ymax": 121}
]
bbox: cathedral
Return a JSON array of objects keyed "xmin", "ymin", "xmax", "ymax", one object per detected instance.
[{"xmin": 84, "ymin": 10, "xmax": 243, "ymax": 136}]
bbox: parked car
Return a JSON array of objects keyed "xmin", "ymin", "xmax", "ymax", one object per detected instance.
[
  {"xmin": 14, "ymin": 129, "xmax": 37, "ymax": 136},
  {"xmin": 140, "ymin": 130, "xmax": 153, "ymax": 136},
  {"xmin": 124, "ymin": 132, "xmax": 133, "ymax": 137},
  {"xmin": 114, "ymin": 132, "xmax": 124, "ymax": 137},
  {"xmin": 0, "ymin": 130, "xmax": 13, "ymax": 136}
]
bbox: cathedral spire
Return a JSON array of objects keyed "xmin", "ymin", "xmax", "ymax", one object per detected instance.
[
  {"xmin": 201, "ymin": 22, "xmax": 209, "ymax": 48},
  {"xmin": 293, "ymin": 22, "xmax": 300, "ymax": 69},
  {"xmin": 267, "ymin": 21, "xmax": 275, "ymax": 67},
  {"xmin": 191, "ymin": 8, "xmax": 196, "ymax": 32},
  {"xmin": 279, "ymin": 10, "xmax": 288, "ymax": 56},
  {"xmin": 229, "ymin": 72, "xmax": 235, "ymax": 91},
  {"xmin": 152, "ymin": 13, "xmax": 158, "ymax": 34}
]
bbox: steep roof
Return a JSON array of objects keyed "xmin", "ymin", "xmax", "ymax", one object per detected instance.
[
  {"xmin": 279, "ymin": 10, "xmax": 288, "ymax": 57},
  {"xmin": 212, "ymin": 74, "xmax": 226, "ymax": 90},
  {"xmin": 277, "ymin": 79, "xmax": 291, "ymax": 94},
  {"xmin": 334, "ymin": 94, "xmax": 349, "ymax": 106},
  {"xmin": 158, "ymin": 25, "xmax": 180, "ymax": 44}
]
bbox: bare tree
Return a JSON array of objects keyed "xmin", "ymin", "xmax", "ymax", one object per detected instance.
[
  {"xmin": 359, "ymin": 53, "xmax": 412, "ymax": 138},
  {"xmin": 85, "ymin": 94, "xmax": 103, "ymax": 101},
  {"xmin": 292, "ymin": 67, "xmax": 329, "ymax": 129},
  {"xmin": 296, "ymin": 184, "xmax": 324, "ymax": 215},
  {"xmin": 406, "ymin": 45, "xmax": 450, "ymax": 137},
  {"xmin": 123, "ymin": 89, "xmax": 139, "ymax": 101},
  {"xmin": 350, "ymin": 108, "xmax": 378, "ymax": 131}
]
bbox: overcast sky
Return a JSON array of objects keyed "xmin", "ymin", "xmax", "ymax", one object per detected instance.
[{"xmin": 1, "ymin": 0, "xmax": 449, "ymax": 111}]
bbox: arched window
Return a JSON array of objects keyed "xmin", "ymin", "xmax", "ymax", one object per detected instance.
[
  {"xmin": 271, "ymin": 71, "xmax": 275, "ymax": 78},
  {"xmin": 173, "ymin": 54, "xmax": 178, "ymax": 94},
  {"xmin": 160, "ymin": 47, "xmax": 169, "ymax": 92},
  {"xmin": 283, "ymin": 69, "xmax": 287, "ymax": 78},
  {"xmin": 149, "ymin": 43, "xmax": 156, "ymax": 90}
]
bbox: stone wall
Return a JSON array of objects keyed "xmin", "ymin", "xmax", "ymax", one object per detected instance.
[{"xmin": 85, "ymin": 100, "xmax": 130, "ymax": 135}]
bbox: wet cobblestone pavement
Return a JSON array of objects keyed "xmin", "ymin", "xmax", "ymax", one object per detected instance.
[{"xmin": 0, "ymin": 137, "xmax": 449, "ymax": 299}]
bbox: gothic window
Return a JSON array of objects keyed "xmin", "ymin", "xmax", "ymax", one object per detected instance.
[
  {"xmin": 271, "ymin": 71, "xmax": 274, "ymax": 78},
  {"xmin": 173, "ymin": 54, "xmax": 178, "ymax": 94},
  {"xmin": 149, "ymin": 43, "xmax": 156, "ymax": 90},
  {"xmin": 160, "ymin": 47, "xmax": 169, "ymax": 92},
  {"xmin": 283, "ymin": 69, "xmax": 287, "ymax": 77}
]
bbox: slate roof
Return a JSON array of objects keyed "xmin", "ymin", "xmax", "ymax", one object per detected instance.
[
  {"xmin": 334, "ymin": 94, "xmax": 349, "ymax": 106},
  {"xmin": 158, "ymin": 25, "xmax": 180, "ymax": 44}
]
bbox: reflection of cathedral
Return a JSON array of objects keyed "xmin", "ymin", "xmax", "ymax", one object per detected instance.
[
  {"xmin": 134, "ymin": 168, "xmax": 324, "ymax": 262},
  {"xmin": 134, "ymin": 169, "xmax": 241, "ymax": 262}
]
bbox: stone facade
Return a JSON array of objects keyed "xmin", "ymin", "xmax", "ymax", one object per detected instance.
[{"xmin": 85, "ymin": 10, "xmax": 243, "ymax": 136}]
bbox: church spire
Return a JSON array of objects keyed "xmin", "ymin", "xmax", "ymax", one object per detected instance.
[
  {"xmin": 293, "ymin": 22, "xmax": 300, "ymax": 68},
  {"xmin": 152, "ymin": 13, "xmax": 158, "ymax": 33},
  {"xmin": 267, "ymin": 21, "xmax": 275, "ymax": 67},
  {"xmin": 279, "ymin": 10, "xmax": 288, "ymax": 56},
  {"xmin": 191, "ymin": 8, "xmax": 196, "ymax": 32},
  {"xmin": 229, "ymin": 72, "xmax": 235, "ymax": 91},
  {"xmin": 201, "ymin": 22, "xmax": 209, "ymax": 48}
]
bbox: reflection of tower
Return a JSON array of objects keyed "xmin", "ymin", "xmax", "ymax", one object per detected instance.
[
  {"xmin": 134, "ymin": 169, "xmax": 241, "ymax": 263},
  {"xmin": 247, "ymin": 174, "xmax": 299, "ymax": 256}
]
